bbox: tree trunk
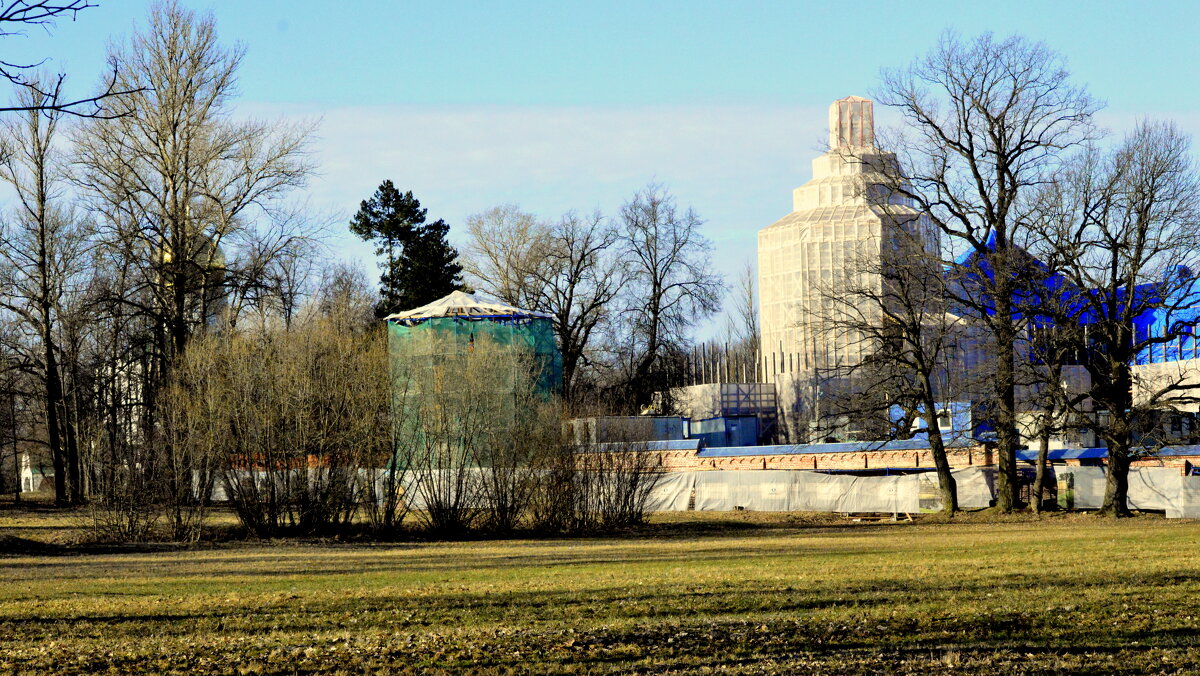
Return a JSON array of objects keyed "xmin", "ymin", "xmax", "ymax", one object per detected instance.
[
  {"xmin": 923, "ymin": 406, "xmax": 958, "ymax": 515},
  {"xmin": 1100, "ymin": 438, "xmax": 1133, "ymax": 517},
  {"xmin": 1031, "ymin": 429, "xmax": 1050, "ymax": 514},
  {"xmin": 992, "ymin": 291, "xmax": 1020, "ymax": 511},
  {"xmin": 43, "ymin": 339, "xmax": 67, "ymax": 507}
]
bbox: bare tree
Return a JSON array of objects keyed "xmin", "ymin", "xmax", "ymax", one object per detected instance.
[
  {"xmin": 617, "ymin": 184, "xmax": 723, "ymax": 409},
  {"xmin": 816, "ymin": 218, "xmax": 967, "ymax": 513},
  {"xmin": 1012, "ymin": 245, "xmax": 1090, "ymax": 514},
  {"xmin": 0, "ymin": 2, "xmax": 140, "ymax": 118},
  {"xmin": 875, "ymin": 32, "xmax": 1100, "ymax": 510},
  {"xmin": 1033, "ymin": 121, "xmax": 1200, "ymax": 516},
  {"xmin": 463, "ymin": 204, "xmax": 547, "ymax": 310},
  {"xmin": 464, "ymin": 206, "xmax": 626, "ymax": 406},
  {"xmin": 72, "ymin": 0, "xmax": 315, "ymax": 384},
  {"xmin": 529, "ymin": 211, "xmax": 626, "ymax": 405},
  {"xmin": 0, "ymin": 82, "xmax": 91, "ymax": 505},
  {"xmin": 724, "ymin": 259, "xmax": 759, "ymax": 351}
]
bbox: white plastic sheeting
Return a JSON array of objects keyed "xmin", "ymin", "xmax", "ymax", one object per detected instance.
[
  {"xmin": 1056, "ymin": 466, "xmax": 1200, "ymax": 517},
  {"xmin": 644, "ymin": 471, "xmax": 693, "ymax": 512},
  {"xmin": 1171, "ymin": 475, "xmax": 1200, "ymax": 519},
  {"xmin": 693, "ymin": 470, "xmax": 798, "ymax": 511},
  {"xmin": 917, "ymin": 468, "xmax": 995, "ymax": 511},
  {"xmin": 682, "ymin": 468, "xmax": 996, "ymax": 514},
  {"xmin": 1056, "ymin": 466, "xmax": 1107, "ymax": 510},
  {"xmin": 1128, "ymin": 468, "xmax": 1184, "ymax": 512},
  {"xmin": 789, "ymin": 472, "xmax": 917, "ymax": 513},
  {"xmin": 383, "ymin": 290, "xmax": 550, "ymax": 321},
  {"xmin": 676, "ymin": 465, "xmax": 1200, "ymax": 516}
]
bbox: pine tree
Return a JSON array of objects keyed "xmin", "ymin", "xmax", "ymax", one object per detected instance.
[
  {"xmin": 394, "ymin": 217, "xmax": 465, "ymax": 312},
  {"xmin": 349, "ymin": 180, "xmax": 465, "ymax": 316}
]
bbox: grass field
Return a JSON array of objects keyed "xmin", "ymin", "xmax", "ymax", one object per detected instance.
[{"xmin": 2, "ymin": 510, "xmax": 1200, "ymax": 674}]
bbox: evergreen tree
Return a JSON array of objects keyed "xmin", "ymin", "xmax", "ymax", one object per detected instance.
[
  {"xmin": 394, "ymin": 217, "xmax": 465, "ymax": 312},
  {"xmin": 349, "ymin": 180, "xmax": 465, "ymax": 316}
]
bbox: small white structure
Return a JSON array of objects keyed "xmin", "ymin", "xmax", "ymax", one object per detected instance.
[{"xmin": 19, "ymin": 452, "xmax": 53, "ymax": 493}]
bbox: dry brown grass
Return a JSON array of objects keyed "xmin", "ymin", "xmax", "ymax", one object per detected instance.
[{"xmin": 2, "ymin": 506, "xmax": 1199, "ymax": 673}]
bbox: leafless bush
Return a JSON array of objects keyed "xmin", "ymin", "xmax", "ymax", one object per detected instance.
[
  {"xmin": 88, "ymin": 444, "xmax": 161, "ymax": 542},
  {"xmin": 574, "ymin": 441, "xmax": 663, "ymax": 529},
  {"xmin": 164, "ymin": 311, "xmax": 388, "ymax": 537}
]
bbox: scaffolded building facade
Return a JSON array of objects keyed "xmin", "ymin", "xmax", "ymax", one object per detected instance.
[{"xmin": 757, "ymin": 96, "xmax": 930, "ymax": 434}]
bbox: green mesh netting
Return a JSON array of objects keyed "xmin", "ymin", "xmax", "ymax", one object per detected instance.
[
  {"xmin": 387, "ymin": 315, "xmax": 562, "ymax": 395},
  {"xmin": 385, "ymin": 315, "xmax": 563, "ymax": 471}
]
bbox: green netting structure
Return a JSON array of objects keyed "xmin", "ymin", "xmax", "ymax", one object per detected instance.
[
  {"xmin": 383, "ymin": 292, "xmax": 563, "ymax": 473},
  {"xmin": 385, "ymin": 291, "xmax": 562, "ymax": 395}
]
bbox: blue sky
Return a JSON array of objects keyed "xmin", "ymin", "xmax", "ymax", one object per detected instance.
[{"xmin": 11, "ymin": 1, "xmax": 1200, "ymax": 335}]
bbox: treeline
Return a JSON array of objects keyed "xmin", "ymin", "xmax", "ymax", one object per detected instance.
[
  {"xmin": 457, "ymin": 187, "xmax": 729, "ymax": 414},
  {"xmin": 96, "ymin": 314, "xmax": 662, "ymax": 541},
  {"xmin": 0, "ymin": 2, "xmax": 711, "ymax": 537},
  {"xmin": 0, "ymin": 2, "xmax": 322, "ymax": 509}
]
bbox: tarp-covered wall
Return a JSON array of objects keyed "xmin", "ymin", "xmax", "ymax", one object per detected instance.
[
  {"xmin": 644, "ymin": 471, "xmax": 694, "ymax": 512},
  {"xmin": 1172, "ymin": 475, "xmax": 1200, "ymax": 518},
  {"xmin": 651, "ymin": 467, "xmax": 995, "ymax": 514},
  {"xmin": 1057, "ymin": 466, "xmax": 1200, "ymax": 516}
]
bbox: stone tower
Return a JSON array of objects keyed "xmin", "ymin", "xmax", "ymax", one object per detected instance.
[{"xmin": 757, "ymin": 96, "xmax": 925, "ymax": 438}]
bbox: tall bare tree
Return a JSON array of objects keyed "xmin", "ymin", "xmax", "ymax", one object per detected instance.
[
  {"xmin": 73, "ymin": 0, "xmax": 314, "ymax": 383},
  {"xmin": 1034, "ymin": 121, "xmax": 1200, "ymax": 516},
  {"xmin": 463, "ymin": 204, "xmax": 547, "ymax": 310},
  {"xmin": 465, "ymin": 206, "xmax": 626, "ymax": 405},
  {"xmin": 0, "ymin": 83, "xmax": 91, "ymax": 505},
  {"xmin": 816, "ymin": 218, "xmax": 966, "ymax": 513},
  {"xmin": 617, "ymin": 184, "xmax": 723, "ymax": 409},
  {"xmin": 875, "ymin": 32, "xmax": 1100, "ymax": 510},
  {"xmin": 724, "ymin": 260, "xmax": 759, "ymax": 351}
]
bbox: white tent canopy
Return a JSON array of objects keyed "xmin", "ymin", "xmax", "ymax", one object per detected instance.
[{"xmin": 383, "ymin": 291, "xmax": 551, "ymax": 322}]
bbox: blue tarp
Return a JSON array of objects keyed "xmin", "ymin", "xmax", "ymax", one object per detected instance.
[
  {"xmin": 1016, "ymin": 445, "xmax": 1200, "ymax": 462},
  {"xmin": 699, "ymin": 437, "xmax": 976, "ymax": 458}
]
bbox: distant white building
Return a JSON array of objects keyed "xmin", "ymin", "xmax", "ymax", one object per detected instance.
[{"xmin": 19, "ymin": 451, "xmax": 53, "ymax": 493}]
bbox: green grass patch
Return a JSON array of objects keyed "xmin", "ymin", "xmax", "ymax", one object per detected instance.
[{"xmin": 2, "ymin": 513, "xmax": 1199, "ymax": 673}]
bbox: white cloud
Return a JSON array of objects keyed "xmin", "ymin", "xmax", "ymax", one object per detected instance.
[{"xmin": 235, "ymin": 101, "xmax": 1200, "ymax": 339}]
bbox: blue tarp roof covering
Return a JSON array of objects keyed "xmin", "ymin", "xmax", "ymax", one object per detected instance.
[
  {"xmin": 585, "ymin": 439, "xmax": 701, "ymax": 453},
  {"xmin": 1015, "ymin": 447, "xmax": 1108, "ymax": 462},
  {"xmin": 1017, "ymin": 445, "xmax": 1200, "ymax": 462},
  {"xmin": 699, "ymin": 437, "xmax": 976, "ymax": 458}
]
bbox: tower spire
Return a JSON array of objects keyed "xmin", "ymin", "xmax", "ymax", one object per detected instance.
[{"xmin": 828, "ymin": 96, "xmax": 874, "ymax": 150}]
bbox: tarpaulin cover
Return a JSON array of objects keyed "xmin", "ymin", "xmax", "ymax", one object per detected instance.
[
  {"xmin": 1171, "ymin": 475, "xmax": 1200, "ymax": 519},
  {"xmin": 690, "ymin": 470, "xmax": 916, "ymax": 513},
  {"xmin": 917, "ymin": 467, "xmax": 995, "ymax": 511},
  {"xmin": 644, "ymin": 471, "xmax": 694, "ymax": 512},
  {"xmin": 790, "ymin": 472, "xmax": 917, "ymax": 513},
  {"xmin": 1056, "ymin": 466, "xmax": 1108, "ymax": 510},
  {"xmin": 684, "ymin": 467, "xmax": 996, "ymax": 513},
  {"xmin": 1127, "ymin": 468, "xmax": 1184, "ymax": 512},
  {"xmin": 1057, "ymin": 466, "xmax": 1195, "ymax": 515}
]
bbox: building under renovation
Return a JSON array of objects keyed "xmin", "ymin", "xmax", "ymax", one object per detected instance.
[
  {"xmin": 757, "ymin": 96, "xmax": 933, "ymax": 435},
  {"xmin": 384, "ymin": 291, "xmax": 563, "ymax": 443}
]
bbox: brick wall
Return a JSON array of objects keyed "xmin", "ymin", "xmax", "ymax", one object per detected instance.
[
  {"xmin": 632, "ymin": 446, "xmax": 1199, "ymax": 473},
  {"xmin": 642, "ymin": 445, "xmax": 993, "ymax": 472}
]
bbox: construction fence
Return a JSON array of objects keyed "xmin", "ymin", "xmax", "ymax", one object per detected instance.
[
  {"xmin": 645, "ymin": 468, "xmax": 994, "ymax": 514},
  {"xmin": 644, "ymin": 466, "xmax": 1200, "ymax": 517},
  {"xmin": 1055, "ymin": 467, "xmax": 1200, "ymax": 518},
  {"xmin": 198, "ymin": 466, "xmax": 1200, "ymax": 518}
]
